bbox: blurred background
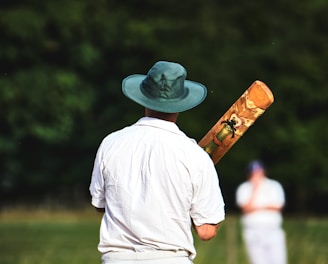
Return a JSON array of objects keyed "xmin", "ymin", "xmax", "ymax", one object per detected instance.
[
  {"xmin": 1, "ymin": 0, "xmax": 327, "ymax": 215},
  {"xmin": 1, "ymin": 1, "xmax": 327, "ymax": 263}
]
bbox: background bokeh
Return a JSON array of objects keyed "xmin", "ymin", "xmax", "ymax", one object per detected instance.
[{"xmin": 1, "ymin": 0, "xmax": 327, "ymax": 215}]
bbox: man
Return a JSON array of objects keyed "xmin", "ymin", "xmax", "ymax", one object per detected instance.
[
  {"xmin": 236, "ymin": 160, "xmax": 287, "ymax": 264},
  {"xmin": 89, "ymin": 61, "xmax": 225, "ymax": 264}
]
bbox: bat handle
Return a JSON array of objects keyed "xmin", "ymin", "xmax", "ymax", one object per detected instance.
[
  {"xmin": 203, "ymin": 123, "xmax": 234, "ymax": 156},
  {"xmin": 203, "ymin": 140, "xmax": 218, "ymax": 156}
]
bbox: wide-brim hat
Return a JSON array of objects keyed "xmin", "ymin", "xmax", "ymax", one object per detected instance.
[{"xmin": 122, "ymin": 61, "xmax": 207, "ymax": 113}]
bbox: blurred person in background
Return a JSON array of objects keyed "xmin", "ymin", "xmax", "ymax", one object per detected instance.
[
  {"xmin": 236, "ymin": 160, "xmax": 287, "ymax": 264},
  {"xmin": 89, "ymin": 61, "xmax": 225, "ymax": 264}
]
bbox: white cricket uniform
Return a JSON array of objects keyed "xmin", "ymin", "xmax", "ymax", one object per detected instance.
[
  {"xmin": 236, "ymin": 178, "xmax": 287, "ymax": 264},
  {"xmin": 90, "ymin": 117, "xmax": 225, "ymax": 263}
]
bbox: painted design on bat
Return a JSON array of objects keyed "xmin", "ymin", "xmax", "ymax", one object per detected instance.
[
  {"xmin": 198, "ymin": 80, "xmax": 274, "ymax": 164},
  {"xmin": 202, "ymin": 89, "xmax": 266, "ymax": 158},
  {"xmin": 203, "ymin": 113, "xmax": 243, "ymax": 156}
]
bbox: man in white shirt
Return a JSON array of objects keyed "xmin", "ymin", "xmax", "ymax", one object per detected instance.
[
  {"xmin": 236, "ymin": 160, "xmax": 287, "ymax": 264},
  {"xmin": 90, "ymin": 61, "xmax": 225, "ymax": 264}
]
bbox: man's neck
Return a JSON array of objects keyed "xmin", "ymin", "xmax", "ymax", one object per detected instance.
[{"xmin": 145, "ymin": 108, "xmax": 179, "ymax": 123}]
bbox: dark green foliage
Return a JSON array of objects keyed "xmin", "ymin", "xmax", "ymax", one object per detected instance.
[{"xmin": 0, "ymin": 0, "xmax": 327, "ymax": 213}]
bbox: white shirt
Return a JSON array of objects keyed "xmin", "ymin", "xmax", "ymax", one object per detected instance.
[
  {"xmin": 89, "ymin": 117, "xmax": 225, "ymax": 260},
  {"xmin": 236, "ymin": 178, "xmax": 285, "ymax": 228}
]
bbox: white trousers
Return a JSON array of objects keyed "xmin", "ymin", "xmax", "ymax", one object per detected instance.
[
  {"xmin": 102, "ymin": 250, "xmax": 192, "ymax": 264},
  {"xmin": 242, "ymin": 226, "xmax": 287, "ymax": 264}
]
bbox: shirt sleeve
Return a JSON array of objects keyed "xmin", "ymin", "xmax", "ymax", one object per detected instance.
[
  {"xmin": 235, "ymin": 183, "xmax": 249, "ymax": 207},
  {"xmin": 271, "ymin": 181, "xmax": 285, "ymax": 206},
  {"xmin": 190, "ymin": 152, "xmax": 225, "ymax": 226},
  {"xmin": 89, "ymin": 146, "xmax": 106, "ymax": 208}
]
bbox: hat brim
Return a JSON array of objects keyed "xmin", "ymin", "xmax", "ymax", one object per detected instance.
[{"xmin": 122, "ymin": 74, "xmax": 207, "ymax": 113}]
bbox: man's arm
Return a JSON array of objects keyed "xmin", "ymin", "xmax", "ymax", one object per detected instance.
[
  {"xmin": 241, "ymin": 204, "xmax": 283, "ymax": 214},
  {"xmin": 238, "ymin": 179, "xmax": 261, "ymax": 214},
  {"xmin": 194, "ymin": 223, "xmax": 221, "ymax": 241}
]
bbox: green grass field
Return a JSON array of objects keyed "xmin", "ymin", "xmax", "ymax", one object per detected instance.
[{"xmin": 0, "ymin": 209, "xmax": 327, "ymax": 264}]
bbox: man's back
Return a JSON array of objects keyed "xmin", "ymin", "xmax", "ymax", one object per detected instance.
[
  {"xmin": 89, "ymin": 61, "xmax": 225, "ymax": 263},
  {"xmin": 90, "ymin": 117, "xmax": 224, "ymax": 258}
]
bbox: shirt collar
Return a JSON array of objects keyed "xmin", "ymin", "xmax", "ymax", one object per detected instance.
[{"xmin": 134, "ymin": 117, "xmax": 186, "ymax": 136}]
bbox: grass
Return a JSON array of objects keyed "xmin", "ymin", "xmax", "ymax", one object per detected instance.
[
  {"xmin": 0, "ymin": 209, "xmax": 101, "ymax": 264},
  {"xmin": 194, "ymin": 215, "xmax": 328, "ymax": 264},
  {"xmin": 0, "ymin": 209, "xmax": 327, "ymax": 264}
]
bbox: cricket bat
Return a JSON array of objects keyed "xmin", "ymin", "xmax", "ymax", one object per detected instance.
[{"xmin": 198, "ymin": 80, "xmax": 274, "ymax": 164}]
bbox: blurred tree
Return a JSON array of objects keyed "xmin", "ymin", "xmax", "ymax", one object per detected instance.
[{"xmin": 0, "ymin": 0, "xmax": 327, "ymax": 213}]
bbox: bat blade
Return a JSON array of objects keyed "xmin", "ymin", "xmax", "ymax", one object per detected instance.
[{"xmin": 198, "ymin": 80, "xmax": 274, "ymax": 164}]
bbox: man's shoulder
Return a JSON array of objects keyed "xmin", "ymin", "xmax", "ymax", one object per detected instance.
[
  {"xmin": 266, "ymin": 178, "xmax": 281, "ymax": 185},
  {"xmin": 99, "ymin": 125, "xmax": 134, "ymax": 144},
  {"xmin": 236, "ymin": 181, "xmax": 251, "ymax": 192},
  {"xmin": 265, "ymin": 178, "xmax": 283, "ymax": 189}
]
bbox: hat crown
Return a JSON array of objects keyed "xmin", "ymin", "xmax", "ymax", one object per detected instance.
[{"xmin": 141, "ymin": 61, "xmax": 188, "ymax": 101}]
